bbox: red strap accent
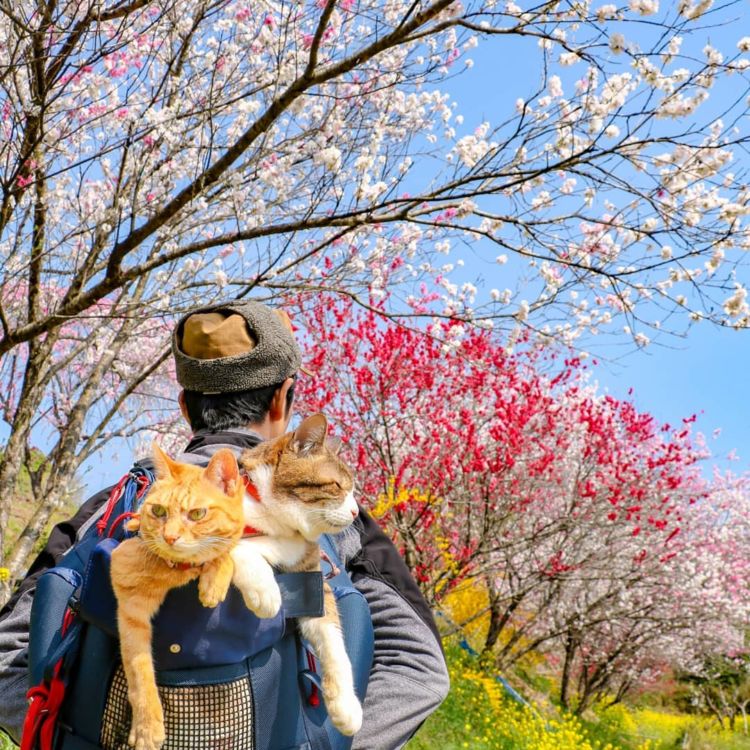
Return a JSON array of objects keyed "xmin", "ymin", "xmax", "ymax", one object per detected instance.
[
  {"xmin": 319, "ymin": 549, "xmax": 341, "ymax": 579},
  {"xmin": 243, "ymin": 475, "xmax": 261, "ymax": 502},
  {"xmin": 306, "ymin": 650, "xmax": 320, "ymax": 707},
  {"xmin": 21, "ymin": 604, "xmax": 78, "ymax": 749},
  {"xmin": 20, "ymin": 666, "xmax": 66, "ymax": 750},
  {"xmin": 135, "ymin": 474, "xmax": 151, "ymax": 498},
  {"xmin": 107, "ymin": 511, "xmax": 135, "ymax": 539},
  {"xmin": 96, "ymin": 473, "xmax": 130, "ymax": 536},
  {"xmin": 61, "ymin": 608, "xmax": 75, "ymax": 636}
]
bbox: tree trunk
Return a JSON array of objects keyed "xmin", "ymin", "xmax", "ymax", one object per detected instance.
[
  {"xmin": 0, "ymin": 337, "xmax": 55, "ymax": 566},
  {"xmin": 483, "ymin": 585, "xmax": 522, "ymax": 655},
  {"xmin": 5, "ymin": 486, "xmax": 70, "ymax": 582},
  {"xmin": 559, "ymin": 631, "xmax": 578, "ymax": 711}
]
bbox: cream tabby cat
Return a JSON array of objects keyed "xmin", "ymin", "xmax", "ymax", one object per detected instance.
[
  {"xmin": 110, "ymin": 446, "xmax": 245, "ymax": 750},
  {"xmin": 231, "ymin": 412, "xmax": 363, "ymax": 737}
]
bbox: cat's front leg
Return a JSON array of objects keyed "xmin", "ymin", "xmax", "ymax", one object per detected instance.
[
  {"xmin": 198, "ymin": 553, "xmax": 234, "ymax": 608},
  {"xmin": 299, "ymin": 584, "xmax": 362, "ymax": 737},
  {"xmin": 127, "ymin": 653, "xmax": 166, "ymax": 750},
  {"xmin": 111, "ymin": 540, "xmax": 168, "ymax": 750},
  {"xmin": 231, "ymin": 540, "xmax": 282, "ymax": 618}
]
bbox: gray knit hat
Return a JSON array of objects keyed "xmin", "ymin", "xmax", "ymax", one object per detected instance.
[{"xmin": 172, "ymin": 300, "xmax": 302, "ymax": 394}]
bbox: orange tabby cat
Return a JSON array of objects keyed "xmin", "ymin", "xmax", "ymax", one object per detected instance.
[
  {"xmin": 110, "ymin": 445, "xmax": 245, "ymax": 750},
  {"xmin": 231, "ymin": 413, "xmax": 363, "ymax": 736}
]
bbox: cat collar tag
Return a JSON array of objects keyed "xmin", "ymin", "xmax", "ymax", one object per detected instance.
[{"xmin": 242, "ymin": 474, "xmax": 261, "ymax": 502}]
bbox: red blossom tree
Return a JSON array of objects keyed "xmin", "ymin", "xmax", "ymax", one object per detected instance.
[{"xmin": 293, "ymin": 291, "xmax": 750, "ymax": 711}]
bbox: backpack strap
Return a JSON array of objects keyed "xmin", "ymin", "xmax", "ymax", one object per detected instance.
[
  {"xmin": 95, "ymin": 464, "xmax": 154, "ymax": 539},
  {"xmin": 296, "ymin": 534, "xmax": 375, "ymax": 750},
  {"xmin": 22, "ymin": 599, "xmax": 83, "ymax": 750},
  {"xmin": 319, "ymin": 534, "xmax": 374, "ymax": 704}
]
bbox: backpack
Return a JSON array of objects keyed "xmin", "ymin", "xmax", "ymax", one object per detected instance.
[{"xmin": 22, "ymin": 463, "xmax": 374, "ymax": 750}]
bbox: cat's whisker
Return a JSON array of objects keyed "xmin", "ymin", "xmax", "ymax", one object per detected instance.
[
  {"xmin": 303, "ymin": 507, "xmax": 344, "ymax": 520},
  {"xmin": 174, "ymin": 536, "xmax": 235, "ymax": 554}
]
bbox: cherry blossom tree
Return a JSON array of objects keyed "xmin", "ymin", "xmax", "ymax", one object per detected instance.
[
  {"xmin": 3, "ymin": 0, "xmax": 750, "ymax": 602},
  {"xmin": 0, "ymin": 282, "xmax": 177, "ymax": 593}
]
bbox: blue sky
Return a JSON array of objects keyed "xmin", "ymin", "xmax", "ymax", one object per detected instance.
[
  {"xmin": 84, "ymin": 7, "xmax": 750, "ymax": 494},
  {"xmin": 439, "ymin": 8, "xmax": 750, "ymax": 475}
]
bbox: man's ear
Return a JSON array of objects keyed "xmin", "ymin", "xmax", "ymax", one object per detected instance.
[
  {"xmin": 178, "ymin": 390, "xmax": 191, "ymax": 427},
  {"xmin": 292, "ymin": 413, "xmax": 328, "ymax": 456},
  {"xmin": 268, "ymin": 377, "xmax": 295, "ymax": 422},
  {"xmin": 204, "ymin": 449, "xmax": 240, "ymax": 496}
]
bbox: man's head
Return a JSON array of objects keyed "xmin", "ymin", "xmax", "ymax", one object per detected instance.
[{"xmin": 172, "ymin": 301, "xmax": 301, "ymax": 438}]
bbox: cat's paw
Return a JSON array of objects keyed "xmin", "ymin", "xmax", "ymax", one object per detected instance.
[
  {"xmin": 198, "ymin": 575, "xmax": 228, "ymax": 609},
  {"xmin": 326, "ymin": 691, "xmax": 363, "ymax": 737},
  {"xmin": 233, "ymin": 559, "xmax": 282, "ymax": 618},
  {"xmin": 128, "ymin": 715, "xmax": 165, "ymax": 750},
  {"xmin": 237, "ymin": 577, "xmax": 282, "ymax": 618}
]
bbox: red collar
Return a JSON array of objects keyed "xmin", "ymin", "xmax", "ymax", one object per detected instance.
[
  {"xmin": 166, "ymin": 559, "xmax": 202, "ymax": 571},
  {"xmin": 243, "ymin": 474, "xmax": 261, "ymax": 502},
  {"xmin": 241, "ymin": 474, "xmax": 265, "ymax": 537}
]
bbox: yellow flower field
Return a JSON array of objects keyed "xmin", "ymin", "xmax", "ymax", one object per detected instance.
[{"xmin": 407, "ymin": 645, "xmax": 750, "ymax": 750}]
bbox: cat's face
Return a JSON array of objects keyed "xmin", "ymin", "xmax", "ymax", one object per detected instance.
[
  {"xmin": 240, "ymin": 414, "xmax": 358, "ymax": 542},
  {"xmin": 136, "ymin": 446, "xmax": 245, "ymax": 564}
]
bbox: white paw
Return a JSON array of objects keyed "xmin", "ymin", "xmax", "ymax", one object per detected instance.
[
  {"xmin": 234, "ymin": 568, "xmax": 282, "ymax": 618},
  {"xmin": 326, "ymin": 690, "xmax": 363, "ymax": 736},
  {"xmin": 241, "ymin": 581, "xmax": 282, "ymax": 618}
]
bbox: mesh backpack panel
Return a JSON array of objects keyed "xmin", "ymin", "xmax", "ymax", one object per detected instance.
[{"xmin": 101, "ymin": 667, "xmax": 254, "ymax": 750}]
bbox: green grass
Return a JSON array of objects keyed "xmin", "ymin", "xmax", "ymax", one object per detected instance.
[{"xmin": 406, "ymin": 652, "xmax": 496, "ymax": 750}]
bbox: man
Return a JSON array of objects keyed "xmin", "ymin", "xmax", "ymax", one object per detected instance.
[{"xmin": 0, "ymin": 300, "xmax": 449, "ymax": 749}]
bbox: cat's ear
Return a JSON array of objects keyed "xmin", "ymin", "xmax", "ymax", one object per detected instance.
[
  {"xmin": 292, "ymin": 413, "xmax": 328, "ymax": 457},
  {"xmin": 152, "ymin": 442, "xmax": 180, "ymax": 480},
  {"xmin": 326, "ymin": 436, "xmax": 343, "ymax": 455},
  {"xmin": 204, "ymin": 449, "xmax": 240, "ymax": 497}
]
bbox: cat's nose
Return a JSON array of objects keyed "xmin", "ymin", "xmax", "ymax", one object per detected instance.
[{"xmin": 164, "ymin": 534, "xmax": 179, "ymax": 545}]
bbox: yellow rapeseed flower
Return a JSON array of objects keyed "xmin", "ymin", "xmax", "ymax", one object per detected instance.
[{"xmin": 370, "ymin": 477, "xmax": 438, "ymax": 518}]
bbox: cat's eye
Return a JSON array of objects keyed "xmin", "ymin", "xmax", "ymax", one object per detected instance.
[
  {"xmin": 188, "ymin": 508, "xmax": 207, "ymax": 521},
  {"xmin": 150, "ymin": 504, "xmax": 167, "ymax": 518}
]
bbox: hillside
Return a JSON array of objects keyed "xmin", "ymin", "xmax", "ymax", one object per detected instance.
[{"xmin": 2, "ymin": 453, "xmax": 79, "ymax": 580}]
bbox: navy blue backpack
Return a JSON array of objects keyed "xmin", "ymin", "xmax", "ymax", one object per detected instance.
[{"xmin": 22, "ymin": 464, "xmax": 374, "ymax": 750}]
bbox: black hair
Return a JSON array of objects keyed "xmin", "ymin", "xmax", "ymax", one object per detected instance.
[{"xmin": 182, "ymin": 377, "xmax": 296, "ymax": 432}]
